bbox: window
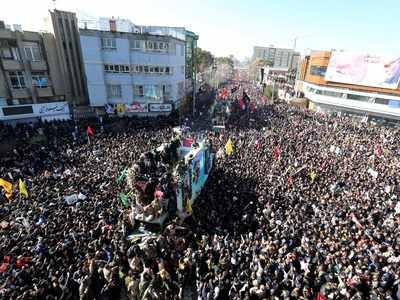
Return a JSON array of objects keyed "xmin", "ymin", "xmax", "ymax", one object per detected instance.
[
  {"xmin": 23, "ymin": 42, "xmax": 41, "ymax": 61},
  {"xmin": 11, "ymin": 48, "xmax": 20, "ymax": 60},
  {"xmin": 159, "ymin": 67, "xmax": 165, "ymax": 74},
  {"xmin": 106, "ymin": 84, "xmax": 122, "ymax": 98},
  {"xmin": 149, "ymin": 66, "xmax": 154, "ymax": 73},
  {"xmin": 154, "ymin": 66, "xmax": 160, "ymax": 74},
  {"xmin": 164, "ymin": 43, "xmax": 169, "ymax": 50},
  {"xmin": 143, "ymin": 66, "xmax": 149, "ymax": 73},
  {"xmin": 133, "ymin": 85, "xmax": 144, "ymax": 97},
  {"xmin": 9, "ymin": 71, "xmax": 26, "ymax": 89},
  {"xmin": 310, "ymin": 65, "xmax": 327, "ymax": 77},
  {"xmin": 114, "ymin": 65, "xmax": 120, "ymax": 73},
  {"xmin": 121, "ymin": 65, "xmax": 130, "ymax": 73},
  {"xmin": 159, "ymin": 42, "xmax": 164, "ymax": 50},
  {"xmin": 165, "ymin": 67, "xmax": 170, "ymax": 75},
  {"xmin": 131, "ymin": 40, "xmax": 141, "ymax": 50},
  {"xmin": 104, "ymin": 64, "xmax": 110, "ymax": 72},
  {"xmin": 144, "ymin": 85, "xmax": 162, "ymax": 100},
  {"xmin": 375, "ymin": 98, "xmax": 389, "ymax": 105},
  {"xmin": 154, "ymin": 42, "xmax": 159, "ymax": 50},
  {"xmin": 322, "ymin": 90, "xmax": 343, "ymax": 98},
  {"xmin": 101, "ymin": 38, "xmax": 117, "ymax": 49},
  {"xmin": 0, "ymin": 47, "xmax": 13, "ymax": 59},
  {"xmin": 147, "ymin": 41, "xmax": 153, "ymax": 49},
  {"xmin": 162, "ymin": 84, "xmax": 171, "ymax": 96},
  {"xmin": 138, "ymin": 65, "xmax": 143, "ymax": 73},
  {"xmin": 347, "ymin": 94, "xmax": 369, "ymax": 102},
  {"xmin": 31, "ymin": 72, "xmax": 49, "ymax": 88}
]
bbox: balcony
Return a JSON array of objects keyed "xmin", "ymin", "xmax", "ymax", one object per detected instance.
[
  {"xmin": 1, "ymin": 59, "xmax": 23, "ymax": 70},
  {"xmin": 0, "ymin": 29, "xmax": 14, "ymax": 39},
  {"xmin": 36, "ymin": 87, "xmax": 53, "ymax": 98},
  {"xmin": 11, "ymin": 88, "xmax": 30, "ymax": 99},
  {"xmin": 30, "ymin": 61, "xmax": 48, "ymax": 71}
]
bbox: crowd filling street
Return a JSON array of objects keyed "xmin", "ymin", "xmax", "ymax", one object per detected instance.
[{"xmin": 1, "ymin": 83, "xmax": 400, "ymax": 300}]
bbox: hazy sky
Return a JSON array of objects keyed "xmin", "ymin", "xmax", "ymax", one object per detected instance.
[{"xmin": 1, "ymin": 0, "xmax": 400, "ymax": 60}]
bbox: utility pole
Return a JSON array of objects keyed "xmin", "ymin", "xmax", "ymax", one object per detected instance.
[{"xmin": 271, "ymin": 77, "xmax": 275, "ymax": 104}]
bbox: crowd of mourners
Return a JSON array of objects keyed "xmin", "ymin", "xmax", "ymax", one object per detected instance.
[{"xmin": 1, "ymin": 83, "xmax": 400, "ymax": 300}]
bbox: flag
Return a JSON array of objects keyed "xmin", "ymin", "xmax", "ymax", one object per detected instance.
[
  {"xmin": 86, "ymin": 126, "xmax": 94, "ymax": 136},
  {"xmin": 182, "ymin": 138, "xmax": 194, "ymax": 148},
  {"xmin": 238, "ymin": 98, "xmax": 245, "ymax": 110},
  {"xmin": 118, "ymin": 193, "xmax": 130, "ymax": 208},
  {"xmin": 273, "ymin": 145, "xmax": 281, "ymax": 160},
  {"xmin": 288, "ymin": 176, "xmax": 294, "ymax": 186},
  {"xmin": 309, "ymin": 170, "xmax": 316, "ymax": 183},
  {"xmin": 186, "ymin": 200, "xmax": 193, "ymax": 215},
  {"xmin": 255, "ymin": 139, "xmax": 261, "ymax": 151},
  {"xmin": 116, "ymin": 167, "xmax": 128, "ymax": 185},
  {"xmin": 317, "ymin": 292, "xmax": 327, "ymax": 300},
  {"xmin": 0, "ymin": 178, "xmax": 13, "ymax": 200},
  {"xmin": 249, "ymin": 102, "xmax": 256, "ymax": 113},
  {"xmin": 350, "ymin": 213, "xmax": 363, "ymax": 229},
  {"xmin": 225, "ymin": 138, "xmax": 233, "ymax": 156},
  {"xmin": 18, "ymin": 179, "xmax": 28, "ymax": 199},
  {"xmin": 105, "ymin": 104, "xmax": 115, "ymax": 114}
]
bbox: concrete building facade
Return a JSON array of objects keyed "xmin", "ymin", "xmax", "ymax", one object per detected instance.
[
  {"xmin": 0, "ymin": 22, "xmax": 70, "ymax": 123},
  {"xmin": 296, "ymin": 51, "xmax": 400, "ymax": 121},
  {"xmin": 50, "ymin": 10, "xmax": 88, "ymax": 106},
  {"xmin": 79, "ymin": 23, "xmax": 187, "ymax": 113},
  {"xmin": 253, "ymin": 46, "xmax": 300, "ymax": 70}
]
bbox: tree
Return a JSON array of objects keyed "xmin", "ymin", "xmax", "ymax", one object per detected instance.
[{"xmin": 196, "ymin": 48, "xmax": 215, "ymax": 73}]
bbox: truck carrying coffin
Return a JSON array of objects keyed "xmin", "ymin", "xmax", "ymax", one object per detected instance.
[{"xmin": 126, "ymin": 136, "xmax": 214, "ymax": 230}]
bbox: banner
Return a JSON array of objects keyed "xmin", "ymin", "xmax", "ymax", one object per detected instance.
[
  {"xmin": 125, "ymin": 102, "xmax": 148, "ymax": 113},
  {"xmin": 325, "ymin": 51, "xmax": 400, "ymax": 89},
  {"xmin": 37, "ymin": 103, "xmax": 69, "ymax": 115},
  {"xmin": 149, "ymin": 103, "xmax": 172, "ymax": 112}
]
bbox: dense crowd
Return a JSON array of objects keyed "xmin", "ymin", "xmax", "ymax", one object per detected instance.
[{"xmin": 1, "ymin": 88, "xmax": 400, "ymax": 299}]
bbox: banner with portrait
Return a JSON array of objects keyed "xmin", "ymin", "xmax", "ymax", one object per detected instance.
[{"xmin": 325, "ymin": 51, "xmax": 400, "ymax": 89}]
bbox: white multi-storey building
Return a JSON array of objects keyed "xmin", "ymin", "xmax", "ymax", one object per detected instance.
[{"xmin": 79, "ymin": 24, "xmax": 186, "ymax": 114}]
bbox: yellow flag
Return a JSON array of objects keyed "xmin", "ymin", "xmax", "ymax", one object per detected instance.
[
  {"xmin": 225, "ymin": 138, "xmax": 233, "ymax": 156},
  {"xmin": 309, "ymin": 170, "xmax": 316, "ymax": 183},
  {"xmin": 19, "ymin": 179, "xmax": 28, "ymax": 199},
  {"xmin": 0, "ymin": 178, "xmax": 13, "ymax": 199},
  {"xmin": 186, "ymin": 200, "xmax": 193, "ymax": 215}
]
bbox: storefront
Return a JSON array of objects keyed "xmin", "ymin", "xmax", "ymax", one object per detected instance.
[{"xmin": 0, "ymin": 102, "xmax": 71, "ymax": 125}]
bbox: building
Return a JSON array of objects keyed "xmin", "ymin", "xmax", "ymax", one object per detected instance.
[
  {"xmin": 0, "ymin": 22, "xmax": 71, "ymax": 124},
  {"xmin": 253, "ymin": 46, "xmax": 300, "ymax": 70},
  {"xmin": 296, "ymin": 50, "xmax": 400, "ymax": 121},
  {"xmin": 185, "ymin": 30, "xmax": 198, "ymax": 94},
  {"xmin": 79, "ymin": 27, "xmax": 186, "ymax": 114},
  {"xmin": 50, "ymin": 10, "xmax": 88, "ymax": 106}
]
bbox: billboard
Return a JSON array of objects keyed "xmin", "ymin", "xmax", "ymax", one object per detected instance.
[
  {"xmin": 149, "ymin": 103, "xmax": 172, "ymax": 112},
  {"xmin": 325, "ymin": 51, "xmax": 400, "ymax": 89},
  {"xmin": 125, "ymin": 102, "xmax": 148, "ymax": 113}
]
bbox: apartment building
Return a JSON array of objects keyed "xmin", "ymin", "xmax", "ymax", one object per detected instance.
[
  {"xmin": 0, "ymin": 22, "xmax": 70, "ymax": 123},
  {"xmin": 253, "ymin": 46, "xmax": 300, "ymax": 70},
  {"xmin": 77, "ymin": 17, "xmax": 188, "ymax": 114}
]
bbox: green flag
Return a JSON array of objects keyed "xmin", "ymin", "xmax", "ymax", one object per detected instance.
[
  {"xmin": 116, "ymin": 167, "xmax": 128, "ymax": 185},
  {"xmin": 118, "ymin": 193, "xmax": 130, "ymax": 208}
]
